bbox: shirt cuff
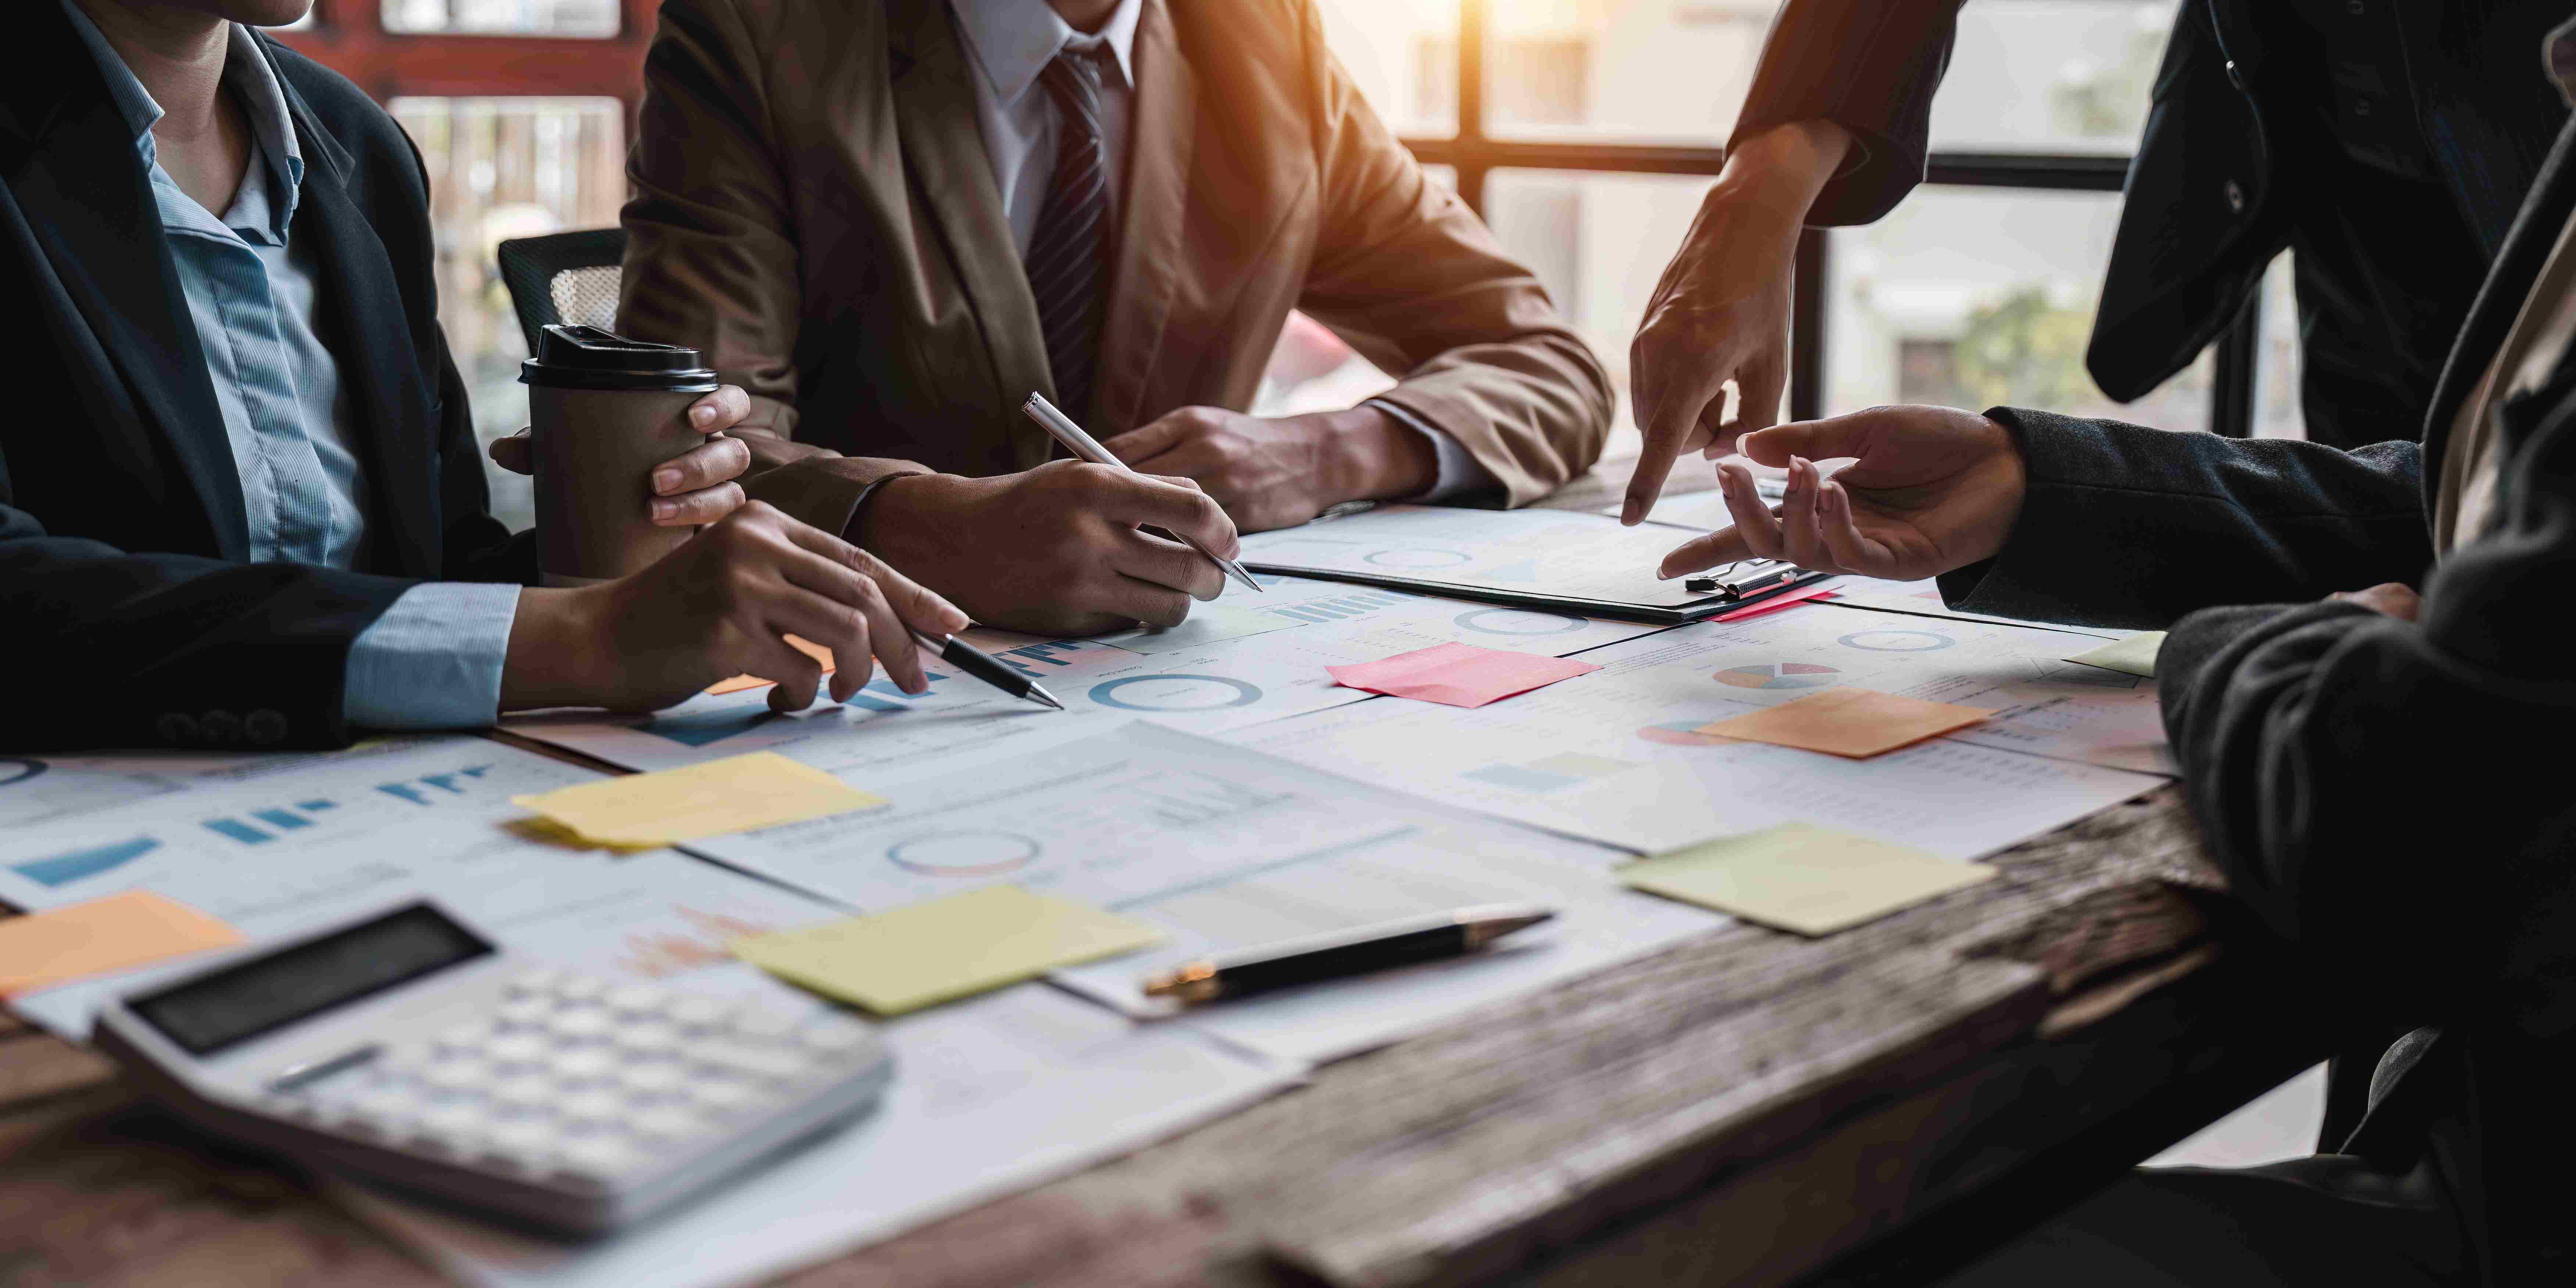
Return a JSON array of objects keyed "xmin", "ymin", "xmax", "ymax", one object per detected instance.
[
  {"xmin": 342, "ymin": 582, "xmax": 522, "ymax": 729},
  {"xmin": 1366, "ymin": 398, "xmax": 1501, "ymax": 504}
]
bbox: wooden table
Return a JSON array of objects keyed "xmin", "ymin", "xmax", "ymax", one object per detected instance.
[{"xmin": 0, "ymin": 463, "xmax": 2330, "ymax": 1287}]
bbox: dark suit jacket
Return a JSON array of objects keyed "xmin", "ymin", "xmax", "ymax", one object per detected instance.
[
  {"xmin": 1930, "ymin": 109, "xmax": 2576, "ymax": 1288},
  {"xmin": 1, "ymin": 5, "xmax": 530, "ymax": 752},
  {"xmin": 1735, "ymin": 0, "xmax": 2567, "ymax": 448},
  {"xmin": 616, "ymin": 0, "xmax": 1611, "ymax": 518}
]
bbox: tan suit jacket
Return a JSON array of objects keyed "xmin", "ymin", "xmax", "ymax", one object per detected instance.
[{"xmin": 618, "ymin": 0, "xmax": 1610, "ymax": 525}]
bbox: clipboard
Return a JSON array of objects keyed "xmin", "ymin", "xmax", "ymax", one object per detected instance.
[
  {"xmin": 1239, "ymin": 504, "xmax": 1839, "ymax": 624},
  {"xmin": 1238, "ymin": 556, "xmax": 1835, "ymax": 624}
]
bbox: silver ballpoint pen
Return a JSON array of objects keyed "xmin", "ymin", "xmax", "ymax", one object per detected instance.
[{"xmin": 1020, "ymin": 392, "xmax": 1265, "ymax": 594}]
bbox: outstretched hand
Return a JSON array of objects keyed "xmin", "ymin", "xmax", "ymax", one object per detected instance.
[
  {"xmin": 1656, "ymin": 404, "xmax": 2029, "ymax": 584},
  {"xmin": 1621, "ymin": 120, "xmax": 1852, "ymax": 525}
]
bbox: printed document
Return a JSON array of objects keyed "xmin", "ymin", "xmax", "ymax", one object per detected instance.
[
  {"xmin": 1246, "ymin": 607, "xmax": 2169, "ymax": 856},
  {"xmin": 686, "ymin": 723, "xmax": 1722, "ymax": 1063},
  {"xmin": 502, "ymin": 575, "xmax": 1661, "ymax": 777}
]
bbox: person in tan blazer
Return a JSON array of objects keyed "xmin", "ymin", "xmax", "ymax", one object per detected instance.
[{"xmin": 620, "ymin": 0, "xmax": 1611, "ymax": 635}]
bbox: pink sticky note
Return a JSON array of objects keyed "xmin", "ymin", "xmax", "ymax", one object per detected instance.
[
  {"xmin": 1709, "ymin": 585, "xmax": 1839, "ymax": 623},
  {"xmin": 1327, "ymin": 642, "xmax": 1600, "ymax": 708}
]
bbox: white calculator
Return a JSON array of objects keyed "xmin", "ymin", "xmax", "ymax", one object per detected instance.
[{"xmin": 92, "ymin": 900, "xmax": 894, "ymax": 1235}]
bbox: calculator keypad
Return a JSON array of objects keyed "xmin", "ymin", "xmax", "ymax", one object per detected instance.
[{"xmin": 276, "ymin": 971, "xmax": 879, "ymax": 1188}]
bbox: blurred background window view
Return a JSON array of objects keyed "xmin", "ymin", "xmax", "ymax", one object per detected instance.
[{"xmin": 276, "ymin": 0, "xmax": 2299, "ymax": 526}]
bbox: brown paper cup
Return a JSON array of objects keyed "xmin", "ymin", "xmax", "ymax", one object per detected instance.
[{"xmin": 529, "ymin": 385, "xmax": 704, "ymax": 584}]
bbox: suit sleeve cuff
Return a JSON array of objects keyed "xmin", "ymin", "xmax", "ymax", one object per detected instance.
[
  {"xmin": 341, "ymin": 582, "xmax": 521, "ymax": 729},
  {"xmin": 1366, "ymin": 398, "xmax": 1502, "ymax": 504}
]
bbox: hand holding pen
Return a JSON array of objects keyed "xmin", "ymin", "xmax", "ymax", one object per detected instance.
[{"xmin": 1023, "ymin": 393, "xmax": 1265, "ymax": 594}]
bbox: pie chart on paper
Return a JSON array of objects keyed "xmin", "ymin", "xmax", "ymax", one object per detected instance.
[{"xmin": 1711, "ymin": 662, "xmax": 1840, "ymax": 690}]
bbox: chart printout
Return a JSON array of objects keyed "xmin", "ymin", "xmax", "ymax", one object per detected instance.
[
  {"xmin": 1246, "ymin": 605, "xmax": 2170, "ymax": 856},
  {"xmin": 684, "ymin": 722, "xmax": 1721, "ymax": 1063},
  {"xmin": 502, "ymin": 575, "xmax": 1663, "ymax": 776}
]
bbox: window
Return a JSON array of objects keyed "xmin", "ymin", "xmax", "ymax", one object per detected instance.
[
  {"xmin": 278, "ymin": 0, "xmax": 2263, "ymax": 510},
  {"xmin": 1319, "ymin": 0, "xmax": 2268, "ymax": 443}
]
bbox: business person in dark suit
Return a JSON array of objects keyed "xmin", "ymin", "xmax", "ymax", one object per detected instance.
[
  {"xmin": 617, "ymin": 0, "xmax": 1613, "ymax": 636},
  {"xmin": 1661, "ymin": 17, "xmax": 2576, "ymax": 1283},
  {"xmin": 1617, "ymin": 0, "xmax": 2574, "ymax": 523},
  {"xmin": 3, "ymin": 0, "xmax": 965, "ymax": 752}
]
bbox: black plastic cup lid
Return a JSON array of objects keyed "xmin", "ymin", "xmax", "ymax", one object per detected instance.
[{"xmin": 519, "ymin": 324, "xmax": 720, "ymax": 393}]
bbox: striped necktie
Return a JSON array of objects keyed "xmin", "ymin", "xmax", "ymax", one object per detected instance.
[{"xmin": 1026, "ymin": 44, "xmax": 1115, "ymax": 425}]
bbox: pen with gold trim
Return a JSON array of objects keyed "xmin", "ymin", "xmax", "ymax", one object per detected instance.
[{"xmin": 1139, "ymin": 904, "xmax": 1554, "ymax": 1004}]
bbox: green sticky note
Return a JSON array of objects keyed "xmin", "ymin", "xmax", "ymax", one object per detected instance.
[
  {"xmin": 2065, "ymin": 631, "xmax": 2165, "ymax": 678},
  {"xmin": 732, "ymin": 886, "xmax": 1161, "ymax": 1015},
  {"xmin": 1619, "ymin": 822, "xmax": 1994, "ymax": 937}
]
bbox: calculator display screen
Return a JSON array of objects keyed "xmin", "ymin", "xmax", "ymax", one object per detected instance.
[{"xmin": 129, "ymin": 904, "xmax": 493, "ymax": 1056}]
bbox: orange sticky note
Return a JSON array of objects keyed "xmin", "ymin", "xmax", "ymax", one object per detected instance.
[
  {"xmin": 1328, "ymin": 642, "xmax": 1599, "ymax": 708},
  {"xmin": 1695, "ymin": 687, "xmax": 1988, "ymax": 759},
  {"xmin": 707, "ymin": 634, "xmax": 838, "ymax": 695},
  {"xmin": 0, "ymin": 891, "xmax": 244, "ymax": 998}
]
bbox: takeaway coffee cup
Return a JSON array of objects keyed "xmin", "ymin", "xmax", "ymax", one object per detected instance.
[{"xmin": 520, "ymin": 324, "xmax": 721, "ymax": 586}]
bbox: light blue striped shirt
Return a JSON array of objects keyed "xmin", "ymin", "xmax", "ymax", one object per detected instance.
[{"xmin": 64, "ymin": 3, "xmax": 517, "ymax": 729}]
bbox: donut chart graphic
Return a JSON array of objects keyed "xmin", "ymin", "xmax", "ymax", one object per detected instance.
[
  {"xmin": 1711, "ymin": 662, "xmax": 1839, "ymax": 690},
  {"xmin": 1363, "ymin": 546, "xmax": 1473, "ymax": 569},
  {"xmin": 1837, "ymin": 628, "xmax": 1956, "ymax": 652},
  {"xmin": 1636, "ymin": 720, "xmax": 1738, "ymax": 747},
  {"xmin": 1088, "ymin": 674, "xmax": 1264, "ymax": 712},
  {"xmin": 888, "ymin": 831, "xmax": 1043, "ymax": 877},
  {"xmin": 1454, "ymin": 608, "xmax": 1587, "ymax": 636}
]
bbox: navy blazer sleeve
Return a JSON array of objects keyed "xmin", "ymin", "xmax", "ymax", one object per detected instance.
[
  {"xmin": 2157, "ymin": 389, "xmax": 2576, "ymax": 1040},
  {"xmin": 1730, "ymin": 0, "xmax": 1965, "ymax": 226},
  {"xmin": 1936, "ymin": 407, "xmax": 2434, "ymax": 629}
]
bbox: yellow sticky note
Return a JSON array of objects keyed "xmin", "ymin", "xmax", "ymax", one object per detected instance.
[
  {"xmin": 1696, "ymin": 687, "xmax": 1988, "ymax": 758},
  {"xmin": 733, "ymin": 886, "xmax": 1160, "ymax": 1016},
  {"xmin": 1620, "ymin": 823, "xmax": 1994, "ymax": 937},
  {"xmin": 2066, "ymin": 631, "xmax": 2164, "ymax": 678},
  {"xmin": 511, "ymin": 752, "xmax": 883, "ymax": 848},
  {"xmin": 0, "ymin": 891, "xmax": 244, "ymax": 997}
]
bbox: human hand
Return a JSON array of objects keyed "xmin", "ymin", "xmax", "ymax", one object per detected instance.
[
  {"xmin": 1657, "ymin": 404, "xmax": 2028, "ymax": 582},
  {"xmin": 1623, "ymin": 120, "xmax": 1852, "ymax": 525},
  {"xmin": 2330, "ymin": 583, "xmax": 2421, "ymax": 621},
  {"xmin": 487, "ymin": 385, "xmax": 754, "ymax": 525},
  {"xmin": 500, "ymin": 501, "xmax": 968, "ymax": 714},
  {"xmin": 1102, "ymin": 404, "xmax": 1434, "ymax": 533},
  {"xmin": 859, "ymin": 460, "xmax": 1240, "ymax": 636}
]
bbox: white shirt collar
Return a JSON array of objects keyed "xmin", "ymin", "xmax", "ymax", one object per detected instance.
[{"xmin": 949, "ymin": 0, "xmax": 1143, "ymax": 109}]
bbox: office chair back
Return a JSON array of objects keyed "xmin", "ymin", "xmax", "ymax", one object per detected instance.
[{"xmin": 495, "ymin": 228, "xmax": 627, "ymax": 354}]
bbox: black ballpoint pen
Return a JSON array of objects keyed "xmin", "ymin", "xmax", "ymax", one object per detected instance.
[
  {"xmin": 1138, "ymin": 904, "xmax": 1555, "ymax": 1004},
  {"xmin": 907, "ymin": 629, "xmax": 1064, "ymax": 710}
]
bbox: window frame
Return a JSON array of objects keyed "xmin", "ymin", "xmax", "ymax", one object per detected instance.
[
  {"xmin": 278, "ymin": 0, "xmax": 2262, "ymax": 438},
  {"xmin": 272, "ymin": 0, "xmax": 657, "ymax": 111},
  {"xmin": 1401, "ymin": 0, "xmax": 2261, "ymax": 437}
]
